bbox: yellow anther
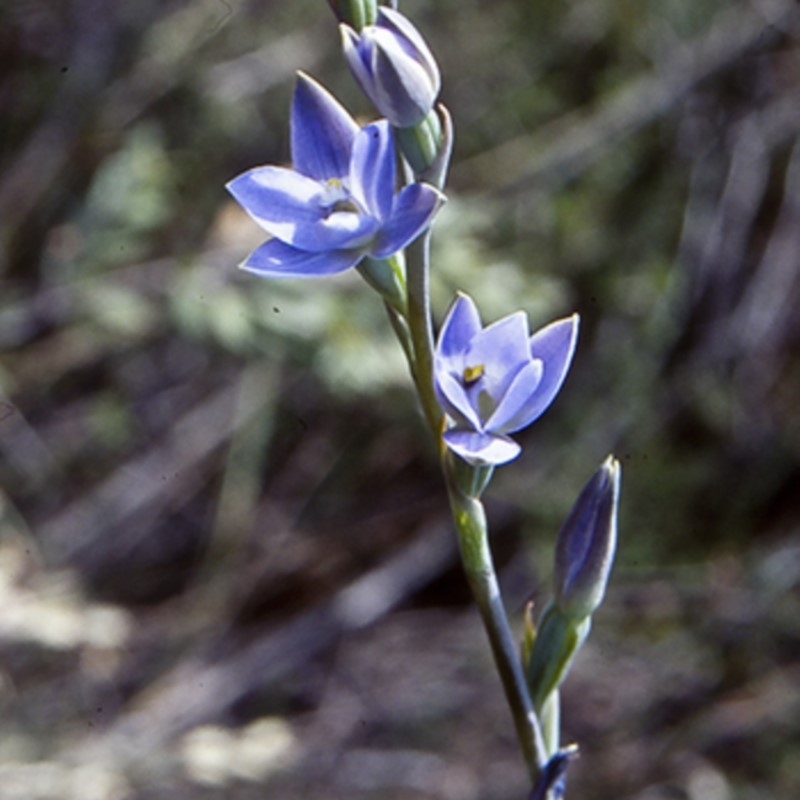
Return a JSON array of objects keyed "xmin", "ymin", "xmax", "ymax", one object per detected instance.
[{"xmin": 462, "ymin": 364, "xmax": 485, "ymax": 384}]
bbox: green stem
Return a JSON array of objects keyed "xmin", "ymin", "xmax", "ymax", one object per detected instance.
[
  {"xmin": 384, "ymin": 301, "xmax": 414, "ymax": 367},
  {"xmin": 540, "ymin": 690, "xmax": 560, "ymax": 757},
  {"xmin": 385, "ymin": 85, "xmax": 549, "ymax": 792},
  {"xmin": 445, "ymin": 475, "xmax": 548, "ymax": 782},
  {"xmin": 405, "ymin": 228, "xmax": 443, "ymax": 439}
]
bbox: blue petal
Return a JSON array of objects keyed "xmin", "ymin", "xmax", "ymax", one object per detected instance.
[
  {"xmin": 442, "ymin": 429, "xmax": 521, "ymax": 466},
  {"xmin": 367, "ymin": 9, "xmax": 441, "ymax": 127},
  {"xmin": 378, "ymin": 8, "xmax": 441, "ymax": 92},
  {"xmin": 341, "ymin": 24, "xmax": 377, "ymax": 100},
  {"xmin": 502, "ymin": 314, "xmax": 578, "ymax": 431},
  {"xmin": 227, "ymin": 165, "xmax": 324, "ymax": 236},
  {"xmin": 370, "ymin": 183, "xmax": 444, "ymax": 259},
  {"xmin": 227, "ymin": 167, "xmax": 379, "ymax": 253},
  {"xmin": 291, "ymin": 73, "xmax": 358, "ymax": 182},
  {"xmin": 465, "ymin": 312, "xmax": 531, "ymax": 400},
  {"xmin": 434, "ymin": 368, "xmax": 484, "ymax": 432},
  {"xmin": 369, "ymin": 35, "xmax": 437, "ymax": 127},
  {"xmin": 437, "ymin": 293, "xmax": 482, "ymax": 359},
  {"xmin": 240, "ymin": 238, "xmax": 364, "ymax": 277},
  {"xmin": 350, "ymin": 122, "xmax": 394, "ymax": 221},
  {"xmin": 485, "ymin": 359, "xmax": 545, "ymax": 433},
  {"xmin": 309, "ymin": 212, "xmax": 380, "ymax": 251}
]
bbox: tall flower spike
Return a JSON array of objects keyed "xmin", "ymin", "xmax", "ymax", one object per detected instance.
[
  {"xmin": 434, "ymin": 293, "xmax": 579, "ymax": 466},
  {"xmin": 226, "ymin": 73, "xmax": 444, "ymax": 279},
  {"xmin": 341, "ymin": 7, "xmax": 441, "ymax": 128}
]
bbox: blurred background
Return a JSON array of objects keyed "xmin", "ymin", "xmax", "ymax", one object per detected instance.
[{"xmin": 1, "ymin": 0, "xmax": 799, "ymax": 798}]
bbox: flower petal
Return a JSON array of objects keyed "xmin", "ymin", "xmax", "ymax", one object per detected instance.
[
  {"xmin": 499, "ymin": 314, "xmax": 578, "ymax": 432},
  {"xmin": 307, "ymin": 212, "xmax": 381, "ymax": 252},
  {"xmin": 378, "ymin": 8, "xmax": 441, "ymax": 93},
  {"xmin": 227, "ymin": 166, "xmax": 378, "ymax": 252},
  {"xmin": 437, "ymin": 293, "xmax": 482, "ymax": 359},
  {"xmin": 227, "ymin": 165, "xmax": 323, "ymax": 232},
  {"xmin": 465, "ymin": 312, "xmax": 531, "ymax": 401},
  {"xmin": 485, "ymin": 359, "xmax": 544, "ymax": 433},
  {"xmin": 434, "ymin": 369, "xmax": 484, "ymax": 432},
  {"xmin": 341, "ymin": 24, "xmax": 377, "ymax": 104},
  {"xmin": 370, "ymin": 183, "xmax": 444, "ymax": 258},
  {"xmin": 240, "ymin": 238, "xmax": 363, "ymax": 277},
  {"xmin": 291, "ymin": 73, "xmax": 358, "ymax": 181},
  {"xmin": 365, "ymin": 8, "xmax": 441, "ymax": 127},
  {"xmin": 349, "ymin": 122, "xmax": 394, "ymax": 221},
  {"xmin": 467, "ymin": 312, "xmax": 530, "ymax": 373},
  {"xmin": 442, "ymin": 429, "xmax": 521, "ymax": 466}
]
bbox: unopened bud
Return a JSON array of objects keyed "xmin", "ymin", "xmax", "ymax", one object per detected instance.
[
  {"xmin": 554, "ymin": 456, "xmax": 620, "ymax": 620},
  {"xmin": 341, "ymin": 7, "xmax": 440, "ymax": 128}
]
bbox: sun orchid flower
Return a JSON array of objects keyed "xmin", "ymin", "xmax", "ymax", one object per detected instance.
[
  {"xmin": 434, "ymin": 293, "xmax": 579, "ymax": 466},
  {"xmin": 226, "ymin": 73, "xmax": 444, "ymax": 279},
  {"xmin": 341, "ymin": 7, "xmax": 440, "ymax": 128}
]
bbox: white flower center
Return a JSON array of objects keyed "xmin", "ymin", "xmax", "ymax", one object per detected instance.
[{"xmin": 320, "ymin": 178, "xmax": 361, "ymax": 216}]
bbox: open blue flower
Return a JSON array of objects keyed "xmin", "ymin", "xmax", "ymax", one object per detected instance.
[
  {"xmin": 434, "ymin": 293, "xmax": 579, "ymax": 466},
  {"xmin": 226, "ymin": 73, "xmax": 444, "ymax": 278}
]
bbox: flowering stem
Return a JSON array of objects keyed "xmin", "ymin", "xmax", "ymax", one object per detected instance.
[
  {"xmin": 405, "ymin": 228, "xmax": 444, "ymax": 438},
  {"xmin": 384, "ymin": 301, "xmax": 414, "ymax": 367},
  {"xmin": 445, "ymin": 470, "xmax": 548, "ymax": 783},
  {"xmin": 326, "ymin": 0, "xmax": 377, "ymax": 28}
]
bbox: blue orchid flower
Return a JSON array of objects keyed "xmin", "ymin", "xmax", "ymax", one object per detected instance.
[
  {"xmin": 226, "ymin": 72, "xmax": 444, "ymax": 278},
  {"xmin": 434, "ymin": 293, "xmax": 579, "ymax": 466}
]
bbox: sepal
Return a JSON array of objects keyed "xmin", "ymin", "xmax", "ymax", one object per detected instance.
[
  {"xmin": 524, "ymin": 601, "xmax": 590, "ymax": 713},
  {"xmin": 356, "ymin": 254, "xmax": 407, "ymax": 312},
  {"xmin": 445, "ymin": 448, "xmax": 495, "ymax": 498}
]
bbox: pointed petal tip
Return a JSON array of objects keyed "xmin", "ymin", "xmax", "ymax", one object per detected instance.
[
  {"xmin": 339, "ymin": 22, "xmax": 359, "ymax": 51},
  {"xmin": 601, "ymin": 454, "xmax": 622, "ymax": 490},
  {"xmin": 294, "ymin": 70, "xmax": 315, "ymax": 86},
  {"xmin": 437, "ymin": 292, "xmax": 482, "ymax": 357}
]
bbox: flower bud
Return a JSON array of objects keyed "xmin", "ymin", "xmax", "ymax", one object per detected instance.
[
  {"xmin": 395, "ymin": 106, "xmax": 447, "ymax": 181},
  {"xmin": 553, "ymin": 456, "xmax": 620, "ymax": 620},
  {"xmin": 341, "ymin": 7, "xmax": 440, "ymax": 128}
]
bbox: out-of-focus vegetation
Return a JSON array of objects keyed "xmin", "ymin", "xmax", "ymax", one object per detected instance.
[{"xmin": 1, "ymin": 0, "xmax": 799, "ymax": 798}]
